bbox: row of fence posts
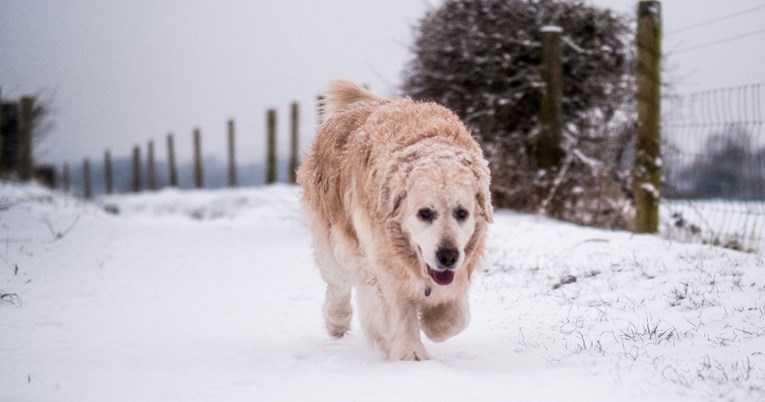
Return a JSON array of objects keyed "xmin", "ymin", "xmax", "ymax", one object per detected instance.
[
  {"xmin": 534, "ymin": 0, "xmax": 661, "ymax": 233},
  {"xmin": 59, "ymin": 102, "xmax": 303, "ymax": 199}
]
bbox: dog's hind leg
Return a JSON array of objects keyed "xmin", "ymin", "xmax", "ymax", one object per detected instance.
[
  {"xmin": 310, "ymin": 225, "xmax": 354, "ymax": 338},
  {"xmin": 317, "ymin": 260, "xmax": 353, "ymax": 338},
  {"xmin": 324, "ymin": 283, "xmax": 352, "ymax": 338},
  {"xmin": 420, "ymin": 294, "xmax": 470, "ymax": 343}
]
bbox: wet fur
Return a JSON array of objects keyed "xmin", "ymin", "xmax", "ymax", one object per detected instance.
[{"xmin": 297, "ymin": 81, "xmax": 492, "ymax": 361}]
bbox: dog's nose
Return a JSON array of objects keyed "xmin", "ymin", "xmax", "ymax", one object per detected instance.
[{"xmin": 436, "ymin": 247, "xmax": 459, "ymax": 269}]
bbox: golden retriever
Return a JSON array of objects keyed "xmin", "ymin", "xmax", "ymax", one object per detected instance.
[{"xmin": 297, "ymin": 81, "xmax": 492, "ymax": 361}]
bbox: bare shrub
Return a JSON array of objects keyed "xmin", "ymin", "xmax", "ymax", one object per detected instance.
[{"xmin": 402, "ymin": 0, "xmax": 636, "ymax": 228}]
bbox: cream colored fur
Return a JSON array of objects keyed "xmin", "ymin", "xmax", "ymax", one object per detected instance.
[{"xmin": 298, "ymin": 80, "xmax": 492, "ymax": 361}]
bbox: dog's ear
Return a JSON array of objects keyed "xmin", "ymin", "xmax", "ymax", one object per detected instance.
[
  {"xmin": 381, "ymin": 189, "xmax": 407, "ymax": 220},
  {"xmin": 468, "ymin": 153, "xmax": 493, "ymax": 224},
  {"xmin": 476, "ymin": 190, "xmax": 493, "ymax": 223},
  {"xmin": 379, "ymin": 169, "xmax": 408, "ymax": 220}
]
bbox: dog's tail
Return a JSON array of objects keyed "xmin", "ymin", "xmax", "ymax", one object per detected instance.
[{"xmin": 320, "ymin": 80, "xmax": 382, "ymax": 120}]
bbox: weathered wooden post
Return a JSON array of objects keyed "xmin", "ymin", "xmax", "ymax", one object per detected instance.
[
  {"xmin": 316, "ymin": 95, "xmax": 324, "ymax": 127},
  {"xmin": 0, "ymin": 87, "xmax": 3, "ymax": 177},
  {"xmin": 62, "ymin": 162, "xmax": 71, "ymax": 192},
  {"xmin": 166, "ymin": 133, "xmax": 178, "ymax": 187},
  {"xmin": 289, "ymin": 102, "xmax": 300, "ymax": 184},
  {"xmin": 266, "ymin": 109, "xmax": 277, "ymax": 184},
  {"xmin": 535, "ymin": 26, "xmax": 566, "ymax": 217},
  {"xmin": 18, "ymin": 97, "xmax": 34, "ymax": 181},
  {"xmin": 228, "ymin": 119, "xmax": 237, "ymax": 187},
  {"xmin": 132, "ymin": 145, "xmax": 141, "ymax": 192},
  {"xmin": 104, "ymin": 149, "xmax": 113, "ymax": 195},
  {"xmin": 82, "ymin": 158, "xmax": 92, "ymax": 199},
  {"xmin": 538, "ymin": 27, "xmax": 564, "ymax": 170},
  {"xmin": 634, "ymin": 0, "xmax": 662, "ymax": 233},
  {"xmin": 193, "ymin": 128, "xmax": 204, "ymax": 188},
  {"xmin": 147, "ymin": 140, "xmax": 157, "ymax": 190}
]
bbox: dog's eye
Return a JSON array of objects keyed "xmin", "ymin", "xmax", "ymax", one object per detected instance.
[
  {"xmin": 454, "ymin": 207, "xmax": 469, "ymax": 221},
  {"xmin": 417, "ymin": 208, "xmax": 435, "ymax": 222}
]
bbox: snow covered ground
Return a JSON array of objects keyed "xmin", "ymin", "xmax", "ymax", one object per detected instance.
[{"xmin": 1, "ymin": 183, "xmax": 764, "ymax": 401}]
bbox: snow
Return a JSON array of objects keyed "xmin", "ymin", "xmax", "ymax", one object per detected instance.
[
  {"xmin": 541, "ymin": 25, "xmax": 563, "ymax": 33},
  {"xmin": 2, "ymin": 183, "xmax": 764, "ymax": 401}
]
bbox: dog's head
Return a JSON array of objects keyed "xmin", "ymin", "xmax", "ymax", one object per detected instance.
[{"xmin": 383, "ymin": 149, "xmax": 492, "ymax": 287}]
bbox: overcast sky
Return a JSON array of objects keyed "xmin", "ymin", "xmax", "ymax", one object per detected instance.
[{"xmin": 1, "ymin": 0, "xmax": 764, "ymax": 166}]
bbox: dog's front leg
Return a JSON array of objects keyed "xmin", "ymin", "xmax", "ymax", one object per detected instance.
[
  {"xmin": 357, "ymin": 278, "xmax": 429, "ymax": 361},
  {"xmin": 388, "ymin": 298, "xmax": 429, "ymax": 361}
]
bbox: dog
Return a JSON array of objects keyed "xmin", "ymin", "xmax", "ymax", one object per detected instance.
[{"xmin": 297, "ymin": 81, "xmax": 492, "ymax": 361}]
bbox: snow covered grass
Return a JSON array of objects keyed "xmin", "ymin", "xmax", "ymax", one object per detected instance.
[
  {"xmin": 1, "ymin": 183, "xmax": 764, "ymax": 401},
  {"xmin": 484, "ymin": 213, "xmax": 765, "ymax": 400}
]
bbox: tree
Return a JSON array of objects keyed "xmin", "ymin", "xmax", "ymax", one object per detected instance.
[
  {"xmin": 671, "ymin": 128, "xmax": 763, "ymax": 200},
  {"xmin": 30, "ymin": 89, "xmax": 57, "ymax": 160},
  {"xmin": 1, "ymin": 89, "xmax": 56, "ymax": 179},
  {"xmin": 402, "ymin": 0, "xmax": 636, "ymax": 229}
]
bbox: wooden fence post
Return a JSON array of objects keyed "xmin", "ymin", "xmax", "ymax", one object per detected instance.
[
  {"xmin": 538, "ymin": 27, "xmax": 564, "ymax": 170},
  {"xmin": 18, "ymin": 97, "xmax": 34, "ymax": 181},
  {"xmin": 0, "ymin": 87, "xmax": 3, "ymax": 177},
  {"xmin": 167, "ymin": 133, "xmax": 178, "ymax": 187},
  {"xmin": 104, "ymin": 149, "xmax": 113, "ymax": 195},
  {"xmin": 132, "ymin": 145, "xmax": 141, "ymax": 192},
  {"xmin": 83, "ymin": 158, "xmax": 92, "ymax": 199},
  {"xmin": 228, "ymin": 119, "xmax": 237, "ymax": 187},
  {"xmin": 266, "ymin": 109, "xmax": 277, "ymax": 184},
  {"xmin": 316, "ymin": 95, "xmax": 324, "ymax": 127},
  {"xmin": 634, "ymin": 1, "xmax": 662, "ymax": 233},
  {"xmin": 147, "ymin": 140, "xmax": 157, "ymax": 190},
  {"xmin": 62, "ymin": 162, "xmax": 70, "ymax": 192},
  {"xmin": 193, "ymin": 128, "xmax": 204, "ymax": 188},
  {"xmin": 289, "ymin": 102, "xmax": 299, "ymax": 183}
]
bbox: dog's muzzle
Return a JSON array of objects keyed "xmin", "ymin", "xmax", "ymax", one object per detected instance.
[{"xmin": 428, "ymin": 246, "xmax": 459, "ymax": 286}]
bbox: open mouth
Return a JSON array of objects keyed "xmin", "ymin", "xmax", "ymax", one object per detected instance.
[{"xmin": 427, "ymin": 265, "xmax": 455, "ymax": 286}]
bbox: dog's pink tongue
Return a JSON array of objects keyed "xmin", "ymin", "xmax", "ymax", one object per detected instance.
[{"xmin": 428, "ymin": 268, "xmax": 455, "ymax": 286}]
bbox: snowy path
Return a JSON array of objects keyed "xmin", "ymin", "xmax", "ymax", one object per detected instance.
[{"xmin": 1, "ymin": 184, "xmax": 764, "ymax": 401}]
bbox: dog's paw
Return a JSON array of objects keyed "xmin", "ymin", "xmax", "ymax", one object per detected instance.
[
  {"xmin": 420, "ymin": 299, "xmax": 470, "ymax": 343},
  {"xmin": 324, "ymin": 296, "xmax": 352, "ymax": 338},
  {"xmin": 326, "ymin": 323, "xmax": 349, "ymax": 338},
  {"xmin": 397, "ymin": 349, "xmax": 429, "ymax": 361}
]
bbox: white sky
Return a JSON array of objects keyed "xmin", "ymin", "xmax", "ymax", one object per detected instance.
[{"xmin": 1, "ymin": 0, "xmax": 764, "ymax": 166}]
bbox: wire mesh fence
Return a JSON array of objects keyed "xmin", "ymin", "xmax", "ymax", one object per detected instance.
[{"xmin": 662, "ymin": 82, "xmax": 765, "ymax": 252}]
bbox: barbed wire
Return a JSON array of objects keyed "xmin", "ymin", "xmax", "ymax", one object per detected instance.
[
  {"xmin": 666, "ymin": 4, "xmax": 765, "ymax": 35},
  {"xmin": 673, "ymin": 27, "xmax": 765, "ymax": 54}
]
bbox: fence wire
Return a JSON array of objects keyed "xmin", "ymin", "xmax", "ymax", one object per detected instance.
[{"xmin": 662, "ymin": 82, "xmax": 765, "ymax": 252}]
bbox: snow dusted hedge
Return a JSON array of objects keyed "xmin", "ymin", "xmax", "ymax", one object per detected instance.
[{"xmin": 403, "ymin": 0, "xmax": 636, "ymax": 229}]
